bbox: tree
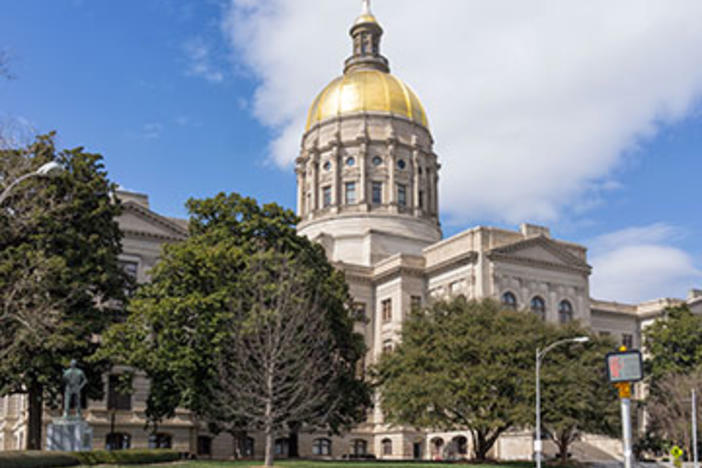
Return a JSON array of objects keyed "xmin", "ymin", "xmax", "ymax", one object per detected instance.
[
  {"xmin": 101, "ymin": 193, "xmax": 370, "ymax": 464},
  {"xmin": 0, "ymin": 133, "xmax": 127, "ymax": 449},
  {"xmin": 644, "ymin": 305, "xmax": 702, "ymax": 383},
  {"xmin": 646, "ymin": 370, "xmax": 702, "ymax": 459},
  {"xmin": 540, "ymin": 324, "xmax": 620, "ymax": 463},
  {"xmin": 375, "ymin": 298, "xmax": 543, "ymax": 460},
  {"xmin": 214, "ymin": 249, "xmax": 367, "ymax": 466}
]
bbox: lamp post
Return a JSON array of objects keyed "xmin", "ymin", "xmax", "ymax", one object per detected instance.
[
  {"xmin": 0, "ymin": 161, "xmax": 64, "ymax": 205},
  {"xmin": 535, "ymin": 336, "xmax": 590, "ymax": 468}
]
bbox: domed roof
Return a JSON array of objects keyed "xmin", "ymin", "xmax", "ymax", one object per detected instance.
[{"xmin": 305, "ymin": 69, "xmax": 429, "ymax": 132}]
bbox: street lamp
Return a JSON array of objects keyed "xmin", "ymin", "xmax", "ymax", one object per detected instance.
[
  {"xmin": 535, "ymin": 336, "xmax": 590, "ymax": 468},
  {"xmin": 0, "ymin": 161, "xmax": 64, "ymax": 205}
]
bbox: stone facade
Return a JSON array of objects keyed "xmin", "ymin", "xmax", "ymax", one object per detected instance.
[{"xmin": 1, "ymin": 1, "xmax": 700, "ymax": 462}]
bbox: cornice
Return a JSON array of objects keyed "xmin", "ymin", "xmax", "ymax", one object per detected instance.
[
  {"xmin": 425, "ymin": 251, "xmax": 478, "ymax": 277},
  {"xmin": 487, "ymin": 251, "xmax": 591, "ymax": 275}
]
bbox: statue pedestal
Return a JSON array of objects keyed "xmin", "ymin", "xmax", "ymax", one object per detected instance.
[{"xmin": 46, "ymin": 417, "xmax": 92, "ymax": 452}]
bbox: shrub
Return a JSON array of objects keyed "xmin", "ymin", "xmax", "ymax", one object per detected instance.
[
  {"xmin": 73, "ymin": 449, "xmax": 181, "ymax": 465},
  {"xmin": 0, "ymin": 451, "xmax": 79, "ymax": 468},
  {"xmin": 0, "ymin": 449, "xmax": 181, "ymax": 467}
]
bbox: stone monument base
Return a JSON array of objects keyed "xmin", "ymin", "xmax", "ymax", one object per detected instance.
[{"xmin": 46, "ymin": 418, "xmax": 92, "ymax": 452}]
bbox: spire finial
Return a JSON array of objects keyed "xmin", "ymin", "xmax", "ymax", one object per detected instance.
[{"xmin": 362, "ymin": 0, "xmax": 371, "ymax": 15}]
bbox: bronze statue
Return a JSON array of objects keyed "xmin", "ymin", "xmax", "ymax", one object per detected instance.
[{"xmin": 62, "ymin": 359, "xmax": 87, "ymax": 419}]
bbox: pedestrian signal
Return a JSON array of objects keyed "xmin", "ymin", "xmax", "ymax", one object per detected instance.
[{"xmin": 605, "ymin": 350, "xmax": 643, "ymax": 383}]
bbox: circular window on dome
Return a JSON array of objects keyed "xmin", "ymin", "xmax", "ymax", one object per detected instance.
[
  {"xmin": 372, "ymin": 156, "xmax": 383, "ymax": 166},
  {"xmin": 397, "ymin": 159, "xmax": 406, "ymax": 170},
  {"xmin": 323, "ymin": 161, "xmax": 331, "ymax": 171},
  {"xmin": 346, "ymin": 157, "xmax": 355, "ymax": 167}
]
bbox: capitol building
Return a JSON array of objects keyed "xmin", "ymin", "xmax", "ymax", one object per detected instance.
[{"xmin": 1, "ymin": 0, "xmax": 701, "ymax": 461}]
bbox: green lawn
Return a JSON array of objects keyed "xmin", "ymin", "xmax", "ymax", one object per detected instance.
[{"xmin": 79, "ymin": 461, "xmax": 537, "ymax": 468}]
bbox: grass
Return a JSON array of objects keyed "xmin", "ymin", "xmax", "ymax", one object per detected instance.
[{"xmin": 77, "ymin": 460, "xmax": 538, "ymax": 468}]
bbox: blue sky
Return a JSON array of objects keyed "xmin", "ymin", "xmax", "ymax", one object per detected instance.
[{"xmin": 2, "ymin": 0, "xmax": 701, "ymax": 303}]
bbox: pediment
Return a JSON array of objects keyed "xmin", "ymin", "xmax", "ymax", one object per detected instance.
[
  {"xmin": 488, "ymin": 236, "xmax": 590, "ymax": 273},
  {"xmin": 117, "ymin": 202, "xmax": 188, "ymax": 241}
]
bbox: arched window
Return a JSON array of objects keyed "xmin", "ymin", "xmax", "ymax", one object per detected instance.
[
  {"xmin": 352, "ymin": 439, "xmax": 368, "ymax": 456},
  {"xmin": 501, "ymin": 291, "xmax": 517, "ymax": 309},
  {"xmin": 452, "ymin": 435, "xmax": 468, "ymax": 455},
  {"xmin": 105, "ymin": 432, "xmax": 131, "ymax": 450},
  {"xmin": 531, "ymin": 296, "xmax": 546, "ymax": 321},
  {"xmin": 274, "ymin": 438, "xmax": 289, "ymax": 457},
  {"xmin": 381, "ymin": 438, "xmax": 392, "ymax": 456},
  {"xmin": 431, "ymin": 437, "xmax": 444, "ymax": 460},
  {"xmin": 312, "ymin": 438, "xmax": 332, "ymax": 456},
  {"xmin": 559, "ymin": 300, "xmax": 574, "ymax": 323},
  {"xmin": 148, "ymin": 433, "xmax": 172, "ymax": 449}
]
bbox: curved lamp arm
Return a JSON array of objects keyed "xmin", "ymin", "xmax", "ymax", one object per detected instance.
[{"xmin": 0, "ymin": 161, "xmax": 64, "ymax": 206}]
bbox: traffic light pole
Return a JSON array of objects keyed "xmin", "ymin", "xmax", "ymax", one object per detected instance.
[{"xmin": 620, "ymin": 394, "xmax": 633, "ymax": 468}]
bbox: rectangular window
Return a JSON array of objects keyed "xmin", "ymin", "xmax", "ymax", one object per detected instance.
[
  {"xmin": 397, "ymin": 184, "xmax": 407, "ymax": 207},
  {"xmin": 107, "ymin": 375, "xmax": 132, "ymax": 411},
  {"xmin": 345, "ymin": 182, "xmax": 356, "ymax": 205},
  {"xmin": 381, "ymin": 298, "xmax": 392, "ymax": 323},
  {"xmin": 418, "ymin": 190, "xmax": 424, "ymax": 209},
  {"xmin": 410, "ymin": 295, "xmax": 422, "ymax": 311},
  {"xmin": 372, "ymin": 182, "xmax": 383, "ymax": 204},
  {"xmin": 622, "ymin": 334, "xmax": 634, "ymax": 349},
  {"xmin": 322, "ymin": 186, "xmax": 332, "ymax": 207}
]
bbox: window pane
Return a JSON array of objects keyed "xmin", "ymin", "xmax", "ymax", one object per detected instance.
[
  {"xmin": 345, "ymin": 182, "xmax": 356, "ymax": 205},
  {"xmin": 372, "ymin": 182, "xmax": 382, "ymax": 204},
  {"xmin": 397, "ymin": 184, "xmax": 407, "ymax": 207},
  {"xmin": 322, "ymin": 186, "xmax": 332, "ymax": 207}
]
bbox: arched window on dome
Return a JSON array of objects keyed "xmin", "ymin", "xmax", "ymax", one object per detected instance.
[
  {"xmin": 559, "ymin": 300, "xmax": 574, "ymax": 324},
  {"xmin": 531, "ymin": 296, "xmax": 546, "ymax": 321},
  {"xmin": 501, "ymin": 292, "xmax": 517, "ymax": 310}
]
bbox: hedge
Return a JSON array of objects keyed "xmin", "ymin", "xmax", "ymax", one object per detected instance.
[
  {"xmin": 73, "ymin": 449, "xmax": 181, "ymax": 465},
  {"xmin": 0, "ymin": 451, "xmax": 79, "ymax": 468},
  {"xmin": 0, "ymin": 449, "xmax": 181, "ymax": 468}
]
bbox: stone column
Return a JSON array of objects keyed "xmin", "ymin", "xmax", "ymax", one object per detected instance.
[
  {"xmin": 311, "ymin": 151, "xmax": 320, "ymax": 213},
  {"xmin": 412, "ymin": 148, "xmax": 421, "ymax": 215},
  {"xmin": 387, "ymin": 140, "xmax": 396, "ymax": 210},
  {"xmin": 295, "ymin": 165, "xmax": 305, "ymax": 217},
  {"xmin": 332, "ymin": 143, "xmax": 341, "ymax": 212},
  {"xmin": 359, "ymin": 141, "xmax": 368, "ymax": 206}
]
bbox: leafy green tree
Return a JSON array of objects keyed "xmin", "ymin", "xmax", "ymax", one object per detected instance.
[
  {"xmin": 540, "ymin": 324, "xmax": 619, "ymax": 463},
  {"xmin": 0, "ymin": 133, "xmax": 127, "ymax": 449},
  {"xmin": 644, "ymin": 305, "xmax": 702, "ymax": 382},
  {"xmin": 375, "ymin": 298, "xmax": 543, "ymax": 460},
  {"xmin": 101, "ymin": 193, "xmax": 371, "ymax": 464}
]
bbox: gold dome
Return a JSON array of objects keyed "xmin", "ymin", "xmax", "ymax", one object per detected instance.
[{"xmin": 305, "ymin": 69, "xmax": 429, "ymax": 132}]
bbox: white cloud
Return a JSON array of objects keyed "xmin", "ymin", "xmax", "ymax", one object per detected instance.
[
  {"xmin": 221, "ymin": 0, "xmax": 702, "ymax": 223},
  {"xmin": 590, "ymin": 224, "xmax": 701, "ymax": 303},
  {"xmin": 183, "ymin": 37, "xmax": 225, "ymax": 83},
  {"xmin": 142, "ymin": 122, "xmax": 163, "ymax": 140}
]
